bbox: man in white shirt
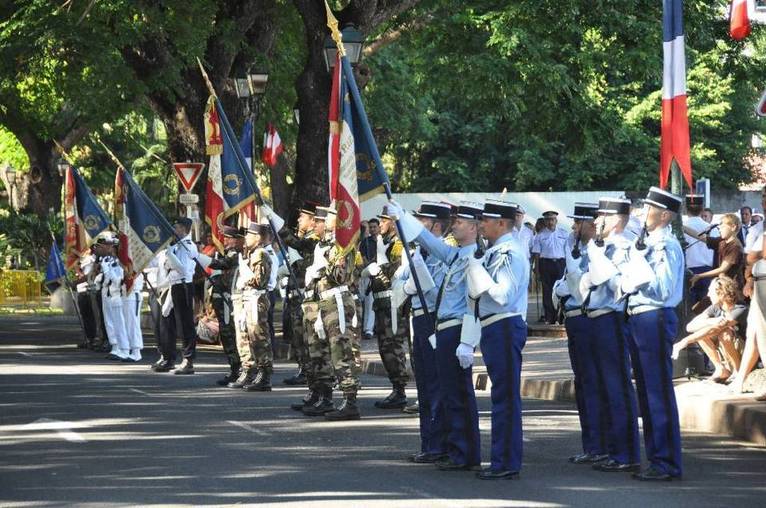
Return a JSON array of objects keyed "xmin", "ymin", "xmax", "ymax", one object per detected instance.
[
  {"xmin": 165, "ymin": 217, "xmax": 199, "ymax": 375},
  {"xmin": 532, "ymin": 210, "xmax": 569, "ymax": 324},
  {"xmin": 683, "ymin": 195, "xmax": 715, "ymax": 306},
  {"xmin": 513, "ymin": 206, "xmax": 533, "ymax": 261}
]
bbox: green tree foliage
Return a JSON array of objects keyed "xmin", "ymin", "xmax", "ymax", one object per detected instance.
[{"xmin": 364, "ymin": 0, "xmax": 766, "ymax": 192}]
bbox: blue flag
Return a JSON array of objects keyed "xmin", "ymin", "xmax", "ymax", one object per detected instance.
[
  {"xmin": 217, "ymin": 103, "xmax": 260, "ymax": 217},
  {"xmin": 239, "ymin": 118, "xmax": 254, "ymax": 170},
  {"xmin": 44, "ymin": 238, "xmax": 67, "ymax": 292},
  {"xmin": 71, "ymin": 167, "xmax": 112, "ymax": 240}
]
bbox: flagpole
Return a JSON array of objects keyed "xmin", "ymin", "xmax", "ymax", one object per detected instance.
[
  {"xmin": 325, "ymin": 3, "xmax": 433, "ymax": 331},
  {"xmin": 48, "ymin": 230, "xmax": 89, "ymax": 345},
  {"xmin": 196, "ymin": 58, "xmax": 300, "ymax": 292}
]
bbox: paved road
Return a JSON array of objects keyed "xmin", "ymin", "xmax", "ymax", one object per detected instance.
[{"xmin": 1, "ymin": 318, "xmax": 765, "ymax": 507}]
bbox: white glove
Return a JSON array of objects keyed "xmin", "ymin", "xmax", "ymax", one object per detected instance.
[
  {"xmin": 456, "ymin": 343, "xmax": 475, "ymax": 369},
  {"xmin": 196, "ymin": 253, "xmax": 213, "ymax": 268},
  {"xmin": 386, "ymin": 200, "xmax": 404, "ymax": 220},
  {"xmin": 427, "ymin": 333, "xmax": 437, "ymax": 350},
  {"xmin": 630, "ymin": 243, "xmax": 649, "ymax": 259},
  {"xmin": 367, "ymin": 262, "xmax": 381, "ymax": 277},
  {"xmin": 578, "ymin": 271, "xmax": 593, "ymax": 299},
  {"xmin": 314, "ymin": 312, "xmax": 326, "ymax": 340},
  {"xmin": 587, "ymin": 238, "xmax": 607, "ymax": 257}
]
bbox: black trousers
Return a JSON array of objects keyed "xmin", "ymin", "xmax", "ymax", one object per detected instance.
[
  {"xmin": 148, "ymin": 293, "xmax": 162, "ymax": 355},
  {"xmin": 539, "ymin": 258, "xmax": 565, "ymax": 323},
  {"xmin": 76, "ymin": 291, "xmax": 97, "ymax": 339},
  {"xmin": 171, "ymin": 282, "xmax": 197, "ymax": 360},
  {"xmin": 159, "ymin": 308, "xmax": 178, "ymax": 364}
]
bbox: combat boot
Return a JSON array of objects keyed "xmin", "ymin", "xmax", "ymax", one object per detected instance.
[
  {"xmin": 243, "ymin": 370, "xmax": 272, "ymax": 392},
  {"xmin": 173, "ymin": 358, "xmax": 194, "ymax": 375},
  {"xmin": 303, "ymin": 388, "xmax": 335, "ymax": 416},
  {"xmin": 324, "ymin": 394, "xmax": 361, "ymax": 421},
  {"xmin": 216, "ymin": 369, "xmax": 240, "ymax": 386},
  {"xmin": 374, "ymin": 385, "xmax": 407, "ymax": 409},
  {"xmin": 291, "ymin": 390, "xmax": 318, "ymax": 411},
  {"xmin": 228, "ymin": 369, "xmax": 254, "ymax": 388},
  {"xmin": 283, "ymin": 368, "xmax": 307, "ymax": 386}
]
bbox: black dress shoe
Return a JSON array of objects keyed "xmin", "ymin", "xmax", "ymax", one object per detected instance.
[
  {"xmin": 408, "ymin": 452, "xmax": 447, "ymax": 464},
  {"xmin": 435, "ymin": 458, "xmax": 481, "ymax": 471},
  {"xmin": 632, "ymin": 466, "xmax": 678, "ymax": 481},
  {"xmin": 121, "ymin": 357, "xmax": 139, "ymax": 363},
  {"xmin": 106, "ymin": 354, "xmax": 123, "ymax": 361},
  {"xmin": 593, "ymin": 460, "xmax": 640, "ymax": 473},
  {"xmin": 569, "ymin": 453, "xmax": 608, "ymax": 464},
  {"xmin": 476, "ymin": 469, "xmax": 519, "ymax": 480},
  {"xmin": 153, "ymin": 362, "xmax": 174, "ymax": 372}
]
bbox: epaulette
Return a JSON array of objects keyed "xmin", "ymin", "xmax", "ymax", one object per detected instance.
[
  {"xmin": 354, "ymin": 250, "xmax": 363, "ymax": 267},
  {"xmin": 251, "ymin": 248, "xmax": 268, "ymax": 262},
  {"xmin": 444, "ymin": 233, "xmax": 458, "ymax": 247},
  {"xmin": 390, "ymin": 239, "xmax": 404, "ymax": 258}
]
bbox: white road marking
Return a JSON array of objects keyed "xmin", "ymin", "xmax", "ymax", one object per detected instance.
[
  {"xmin": 226, "ymin": 420, "xmax": 270, "ymax": 436},
  {"xmin": 25, "ymin": 418, "xmax": 87, "ymax": 443}
]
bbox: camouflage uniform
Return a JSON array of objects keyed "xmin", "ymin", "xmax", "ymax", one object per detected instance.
[
  {"xmin": 282, "ymin": 229, "xmax": 321, "ymax": 383},
  {"xmin": 207, "ymin": 249, "xmax": 240, "ymax": 377},
  {"xmin": 231, "ymin": 245, "xmax": 272, "ymax": 385},
  {"xmin": 371, "ymin": 234, "xmax": 410, "ymax": 389}
]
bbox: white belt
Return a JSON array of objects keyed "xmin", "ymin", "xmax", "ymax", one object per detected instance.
[
  {"xmin": 304, "ymin": 289, "xmax": 315, "ymax": 300},
  {"xmin": 374, "ymin": 290, "xmax": 392, "ymax": 299},
  {"xmin": 436, "ymin": 319, "xmax": 461, "ymax": 331},
  {"xmin": 564, "ymin": 309, "xmax": 583, "ymax": 318},
  {"xmin": 243, "ymin": 289, "xmax": 266, "ymax": 299},
  {"xmin": 320, "ymin": 285, "xmax": 349, "ymax": 301},
  {"xmin": 412, "ymin": 308, "xmax": 433, "ymax": 317},
  {"xmin": 627, "ymin": 304, "xmax": 663, "ymax": 316},
  {"xmin": 586, "ymin": 308, "xmax": 614, "ymax": 319},
  {"xmin": 480, "ymin": 312, "xmax": 520, "ymax": 328}
]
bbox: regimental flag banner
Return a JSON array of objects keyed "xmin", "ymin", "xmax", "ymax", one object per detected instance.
[
  {"xmin": 261, "ymin": 123, "xmax": 283, "ymax": 168},
  {"xmin": 63, "ymin": 167, "xmax": 112, "ymax": 269},
  {"xmin": 730, "ymin": 0, "xmax": 751, "ymax": 41},
  {"xmin": 115, "ymin": 167, "xmax": 175, "ymax": 280},
  {"xmin": 44, "ymin": 237, "xmax": 67, "ymax": 293},
  {"xmin": 660, "ymin": 0, "xmax": 693, "ymax": 190},
  {"xmin": 328, "ymin": 56, "xmax": 342, "ymax": 202},
  {"xmin": 204, "ymin": 95, "xmax": 260, "ymax": 253},
  {"xmin": 204, "ymin": 95, "xmax": 223, "ymax": 155}
]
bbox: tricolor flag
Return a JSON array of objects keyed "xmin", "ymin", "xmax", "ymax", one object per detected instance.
[
  {"xmin": 114, "ymin": 167, "xmax": 175, "ymax": 282},
  {"xmin": 729, "ymin": 0, "xmax": 751, "ymax": 41},
  {"xmin": 660, "ymin": 0, "xmax": 693, "ymax": 190},
  {"xmin": 204, "ymin": 96, "xmax": 260, "ymax": 253},
  {"xmin": 261, "ymin": 124, "xmax": 283, "ymax": 167},
  {"xmin": 63, "ymin": 167, "xmax": 112, "ymax": 269}
]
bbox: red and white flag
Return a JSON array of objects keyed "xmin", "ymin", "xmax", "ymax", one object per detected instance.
[
  {"xmin": 730, "ymin": 0, "xmax": 751, "ymax": 41},
  {"xmin": 660, "ymin": 0, "xmax": 693, "ymax": 190},
  {"xmin": 328, "ymin": 57, "xmax": 342, "ymax": 201},
  {"xmin": 261, "ymin": 124, "xmax": 283, "ymax": 167},
  {"xmin": 204, "ymin": 96, "xmax": 226, "ymax": 252}
]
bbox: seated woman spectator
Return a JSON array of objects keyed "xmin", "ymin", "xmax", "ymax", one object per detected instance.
[
  {"xmin": 731, "ymin": 228, "xmax": 766, "ymax": 401},
  {"xmin": 687, "ymin": 213, "xmax": 744, "ymax": 291},
  {"xmin": 672, "ymin": 276, "xmax": 744, "ymax": 383}
]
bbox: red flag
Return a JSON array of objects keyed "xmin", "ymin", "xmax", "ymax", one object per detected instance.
[
  {"xmin": 328, "ymin": 56, "xmax": 342, "ymax": 201},
  {"xmin": 205, "ymin": 151, "xmax": 226, "ymax": 253},
  {"xmin": 261, "ymin": 124, "xmax": 283, "ymax": 167},
  {"xmin": 730, "ymin": 0, "xmax": 751, "ymax": 41},
  {"xmin": 63, "ymin": 167, "xmax": 84, "ymax": 269},
  {"xmin": 660, "ymin": 0, "xmax": 693, "ymax": 190}
]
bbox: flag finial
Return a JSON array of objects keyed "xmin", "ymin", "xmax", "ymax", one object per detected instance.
[
  {"xmin": 197, "ymin": 57, "xmax": 217, "ymax": 98},
  {"xmin": 324, "ymin": 1, "xmax": 345, "ymax": 57}
]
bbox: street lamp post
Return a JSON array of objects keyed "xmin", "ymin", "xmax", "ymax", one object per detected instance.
[
  {"xmin": 4, "ymin": 165, "xmax": 17, "ymax": 211},
  {"xmin": 234, "ymin": 69, "xmax": 269, "ymax": 177},
  {"xmin": 323, "ymin": 24, "xmax": 364, "ymax": 71}
]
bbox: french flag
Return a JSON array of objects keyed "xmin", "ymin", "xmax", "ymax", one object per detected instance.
[{"xmin": 660, "ymin": 0, "xmax": 693, "ymax": 190}]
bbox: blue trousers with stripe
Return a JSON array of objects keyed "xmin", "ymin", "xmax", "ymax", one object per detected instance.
[
  {"xmin": 435, "ymin": 324, "xmax": 481, "ymax": 467},
  {"xmin": 411, "ymin": 313, "xmax": 447, "ymax": 455},
  {"xmin": 479, "ymin": 315, "xmax": 527, "ymax": 472},
  {"xmin": 565, "ymin": 313, "xmax": 607, "ymax": 456},
  {"xmin": 590, "ymin": 312, "xmax": 640, "ymax": 464},
  {"xmin": 628, "ymin": 308, "xmax": 683, "ymax": 477}
]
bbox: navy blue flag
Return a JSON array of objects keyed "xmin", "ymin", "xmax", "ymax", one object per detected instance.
[
  {"xmin": 44, "ymin": 237, "xmax": 67, "ymax": 292},
  {"xmin": 70, "ymin": 167, "xmax": 112, "ymax": 240}
]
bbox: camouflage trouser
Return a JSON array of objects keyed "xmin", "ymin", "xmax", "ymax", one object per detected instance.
[
  {"xmin": 211, "ymin": 291, "xmax": 240, "ymax": 371},
  {"xmin": 285, "ymin": 294, "xmax": 308, "ymax": 371},
  {"xmin": 373, "ymin": 297, "xmax": 410, "ymax": 387},
  {"xmin": 314, "ymin": 291, "xmax": 360, "ymax": 395},
  {"xmin": 233, "ymin": 292, "xmax": 272, "ymax": 374},
  {"xmin": 302, "ymin": 301, "xmax": 320, "ymax": 389}
]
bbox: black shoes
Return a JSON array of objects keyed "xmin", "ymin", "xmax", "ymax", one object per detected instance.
[
  {"xmin": 434, "ymin": 457, "xmax": 481, "ymax": 471},
  {"xmin": 283, "ymin": 369, "xmax": 307, "ymax": 386},
  {"xmin": 593, "ymin": 460, "xmax": 641, "ymax": 473},
  {"xmin": 173, "ymin": 359, "xmax": 194, "ymax": 375},
  {"xmin": 632, "ymin": 465, "xmax": 679, "ymax": 481},
  {"xmin": 153, "ymin": 362, "xmax": 174, "ymax": 372},
  {"xmin": 375, "ymin": 387, "xmax": 407, "ymax": 409},
  {"xmin": 216, "ymin": 370, "xmax": 240, "ymax": 386},
  {"xmin": 291, "ymin": 391, "xmax": 319, "ymax": 411},
  {"xmin": 408, "ymin": 452, "xmax": 448, "ymax": 464},
  {"xmin": 324, "ymin": 396, "xmax": 361, "ymax": 421},
  {"xmin": 402, "ymin": 400, "xmax": 419, "ymax": 414},
  {"xmin": 243, "ymin": 371, "xmax": 272, "ymax": 392},
  {"xmin": 569, "ymin": 453, "xmax": 609, "ymax": 464},
  {"xmin": 476, "ymin": 468, "xmax": 520, "ymax": 480}
]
